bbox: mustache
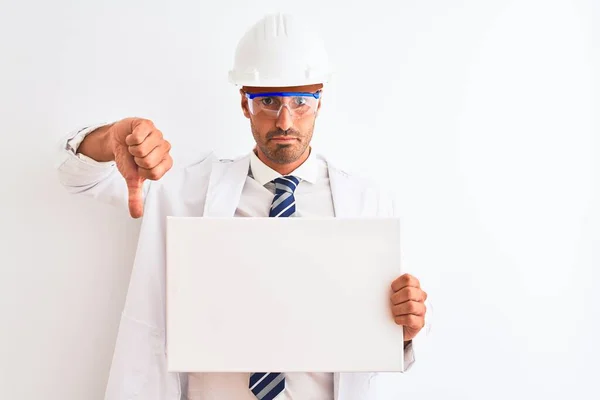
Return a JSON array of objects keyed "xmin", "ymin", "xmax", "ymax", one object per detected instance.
[{"xmin": 266, "ymin": 129, "xmax": 301, "ymax": 140}]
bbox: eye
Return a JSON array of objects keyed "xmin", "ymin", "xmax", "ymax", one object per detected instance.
[
  {"xmin": 260, "ymin": 97, "xmax": 274, "ymax": 106},
  {"xmin": 293, "ymin": 97, "xmax": 307, "ymax": 106}
]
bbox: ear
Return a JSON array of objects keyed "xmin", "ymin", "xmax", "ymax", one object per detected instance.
[{"xmin": 240, "ymin": 89, "xmax": 251, "ymax": 119}]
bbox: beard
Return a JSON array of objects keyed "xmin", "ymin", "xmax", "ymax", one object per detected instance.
[{"xmin": 251, "ymin": 122, "xmax": 314, "ymax": 165}]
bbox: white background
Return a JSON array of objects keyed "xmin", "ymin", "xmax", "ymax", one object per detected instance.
[{"xmin": 1, "ymin": 0, "xmax": 598, "ymax": 399}]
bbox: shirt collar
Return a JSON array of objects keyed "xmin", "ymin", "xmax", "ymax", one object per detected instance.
[{"xmin": 250, "ymin": 148, "xmax": 319, "ymax": 186}]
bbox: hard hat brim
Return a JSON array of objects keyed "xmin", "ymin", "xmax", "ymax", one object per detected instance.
[{"xmin": 228, "ymin": 71, "xmax": 333, "ymax": 88}]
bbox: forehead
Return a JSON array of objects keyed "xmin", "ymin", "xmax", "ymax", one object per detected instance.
[{"xmin": 242, "ymin": 84, "xmax": 323, "ymax": 94}]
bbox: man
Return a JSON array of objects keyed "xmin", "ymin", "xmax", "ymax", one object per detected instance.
[{"xmin": 57, "ymin": 12, "xmax": 431, "ymax": 400}]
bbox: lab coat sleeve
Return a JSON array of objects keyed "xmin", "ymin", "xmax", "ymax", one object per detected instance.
[
  {"xmin": 389, "ymin": 192, "xmax": 433, "ymax": 373},
  {"xmin": 55, "ymin": 124, "xmax": 149, "ymax": 210},
  {"xmin": 335, "ymin": 186, "xmax": 431, "ymax": 400}
]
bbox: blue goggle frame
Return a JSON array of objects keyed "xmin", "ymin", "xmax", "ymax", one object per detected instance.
[{"xmin": 244, "ymin": 91, "xmax": 322, "ymax": 100}]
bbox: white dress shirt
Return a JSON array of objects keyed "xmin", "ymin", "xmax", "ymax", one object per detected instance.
[
  {"xmin": 235, "ymin": 148, "xmax": 335, "ymax": 218},
  {"xmin": 67, "ymin": 128, "xmax": 336, "ymax": 400}
]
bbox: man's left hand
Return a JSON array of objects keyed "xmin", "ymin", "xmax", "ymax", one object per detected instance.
[{"xmin": 390, "ymin": 274, "xmax": 427, "ymax": 342}]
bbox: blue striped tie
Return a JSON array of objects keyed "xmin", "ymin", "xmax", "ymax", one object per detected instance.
[
  {"xmin": 249, "ymin": 372, "xmax": 286, "ymax": 400},
  {"xmin": 249, "ymin": 176, "xmax": 300, "ymax": 399},
  {"xmin": 268, "ymin": 175, "xmax": 300, "ymax": 218}
]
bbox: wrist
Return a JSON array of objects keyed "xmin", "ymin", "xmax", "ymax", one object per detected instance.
[{"xmin": 77, "ymin": 124, "xmax": 115, "ymax": 162}]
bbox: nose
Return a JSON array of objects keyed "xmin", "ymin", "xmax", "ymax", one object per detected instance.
[{"xmin": 275, "ymin": 105, "xmax": 294, "ymax": 132}]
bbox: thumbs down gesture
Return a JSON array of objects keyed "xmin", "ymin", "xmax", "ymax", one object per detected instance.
[{"xmin": 110, "ymin": 118, "xmax": 173, "ymax": 218}]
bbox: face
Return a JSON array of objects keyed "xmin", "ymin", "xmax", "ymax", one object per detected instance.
[{"xmin": 240, "ymin": 84, "xmax": 323, "ymax": 165}]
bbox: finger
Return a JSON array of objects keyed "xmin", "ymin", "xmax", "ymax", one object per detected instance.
[
  {"xmin": 394, "ymin": 314, "xmax": 425, "ymax": 330},
  {"xmin": 125, "ymin": 120, "xmax": 158, "ymax": 146},
  {"xmin": 392, "ymin": 300, "xmax": 426, "ymax": 317},
  {"xmin": 391, "ymin": 273, "xmax": 420, "ymax": 292},
  {"xmin": 128, "ymin": 130, "xmax": 165, "ymax": 158},
  {"xmin": 126, "ymin": 176, "xmax": 145, "ymax": 218},
  {"xmin": 134, "ymin": 140, "xmax": 171, "ymax": 169},
  {"xmin": 391, "ymin": 286, "xmax": 427, "ymax": 305},
  {"xmin": 138, "ymin": 154, "xmax": 173, "ymax": 181}
]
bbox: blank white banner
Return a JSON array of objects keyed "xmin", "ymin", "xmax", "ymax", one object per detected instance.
[{"xmin": 166, "ymin": 217, "xmax": 404, "ymax": 372}]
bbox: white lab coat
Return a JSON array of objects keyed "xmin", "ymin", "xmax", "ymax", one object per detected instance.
[{"xmin": 57, "ymin": 140, "xmax": 430, "ymax": 400}]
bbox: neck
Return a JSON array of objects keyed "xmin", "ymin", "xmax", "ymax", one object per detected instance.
[{"xmin": 256, "ymin": 147, "xmax": 311, "ymax": 176}]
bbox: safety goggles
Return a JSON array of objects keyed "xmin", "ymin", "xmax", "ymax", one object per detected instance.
[{"xmin": 244, "ymin": 91, "xmax": 321, "ymax": 119}]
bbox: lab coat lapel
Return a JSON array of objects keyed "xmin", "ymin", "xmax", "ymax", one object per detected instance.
[
  {"xmin": 328, "ymin": 163, "xmax": 366, "ymax": 219},
  {"xmin": 328, "ymin": 161, "xmax": 375, "ymax": 400},
  {"xmin": 202, "ymin": 155, "xmax": 250, "ymax": 217}
]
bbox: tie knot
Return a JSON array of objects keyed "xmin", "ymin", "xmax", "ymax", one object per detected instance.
[{"xmin": 272, "ymin": 176, "xmax": 301, "ymax": 194}]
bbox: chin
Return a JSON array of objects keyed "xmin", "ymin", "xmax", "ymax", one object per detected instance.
[{"xmin": 270, "ymin": 150, "xmax": 302, "ymax": 164}]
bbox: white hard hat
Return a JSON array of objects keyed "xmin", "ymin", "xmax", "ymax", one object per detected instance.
[{"xmin": 228, "ymin": 13, "xmax": 334, "ymax": 87}]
